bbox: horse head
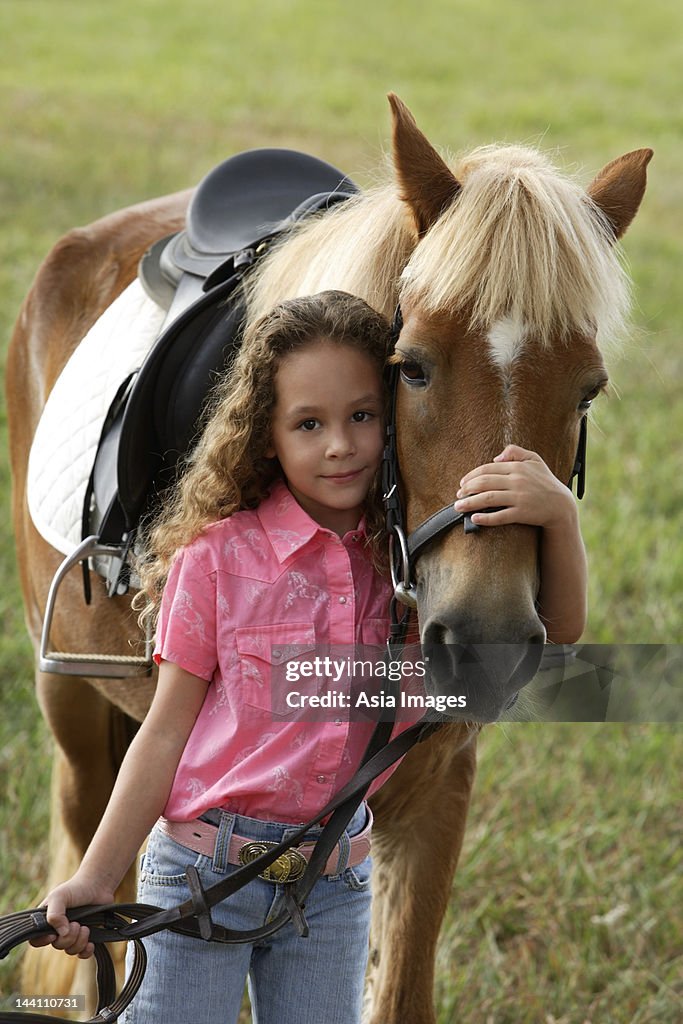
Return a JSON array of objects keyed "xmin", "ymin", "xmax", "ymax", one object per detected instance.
[{"xmin": 387, "ymin": 94, "xmax": 651, "ymax": 719}]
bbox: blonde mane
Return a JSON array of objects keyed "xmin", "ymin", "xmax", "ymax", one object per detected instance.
[
  {"xmin": 246, "ymin": 143, "xmax": 631, "ymax": 348},
  {"xmin": 403, "ymin": 145, "xmax": 631, "ymax": 345},
  {"xmin": 245, "ymin": 185, "xmax": 415, "ymax": 321}
]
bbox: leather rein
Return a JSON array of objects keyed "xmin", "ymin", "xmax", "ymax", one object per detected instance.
[{"xmin": 0, "ymin": 716, "xmax": 430, "ymax": 1023}]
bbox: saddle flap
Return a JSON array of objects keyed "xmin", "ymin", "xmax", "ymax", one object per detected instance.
[{"xmin": 114, "ymin": 275, "xmax": 246, "ymax": 532}]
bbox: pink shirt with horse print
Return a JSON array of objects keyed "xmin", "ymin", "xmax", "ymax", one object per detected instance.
[{"xmin": 155, "ymin": 479, "xmax": 409, "ymax": 824}]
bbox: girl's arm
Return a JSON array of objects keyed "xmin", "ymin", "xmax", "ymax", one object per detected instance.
[
  {"xmin": 454, "ymin": 444, "xmax": 587, "ymax": 643},
  {"xmin": 36, "ymin": 661, "xmax": 209, "ymax": 957},
  {"xmin": 535, "ymin": 501, "xmax": 587, "ymax": 643}
]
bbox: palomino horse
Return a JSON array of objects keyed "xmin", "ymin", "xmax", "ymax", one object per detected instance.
[{"xmin": 6, "ymin": 95, "xmax": 650, "ymax": 1022}]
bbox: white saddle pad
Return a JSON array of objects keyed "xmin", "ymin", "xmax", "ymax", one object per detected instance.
[{"xmin": 27, "ymin": 280, "xmax": 167, "ymax": 555}]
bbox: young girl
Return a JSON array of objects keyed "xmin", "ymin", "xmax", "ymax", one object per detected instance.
[{"xmin": 38, "ymin": 290, "xmax": 587, "ymax": 1024}]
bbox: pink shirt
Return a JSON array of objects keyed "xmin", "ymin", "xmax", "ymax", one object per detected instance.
[{"xmin": 155, "ymin": 479, "xmax": 405, "ymax": 823}]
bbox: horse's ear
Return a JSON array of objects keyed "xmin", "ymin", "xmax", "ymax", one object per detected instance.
[
  {"xmin": 388, "ymin": 93, "xmax": 461, "ymax": 236},
  {"xmin": 587, "ymin": 148, "xmax": 653, "ymax": 240}
]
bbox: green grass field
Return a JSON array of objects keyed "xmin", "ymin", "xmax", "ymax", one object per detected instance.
[{"xmin": 1, "ymin": 1, "xmax": 681, "ymax": 1020}]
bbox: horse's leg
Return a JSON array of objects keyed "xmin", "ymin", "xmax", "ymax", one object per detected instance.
[
  {"xmin": 13, "ymin": 528, "xmax": 153, "ymax": 1011},
  {"xmin": 21, "ymin": 673, "xmax": 139, "ymax": 1009},
  {"xmin": 366, "ymin": 724, "xmax": 478, "ymax": 1024}
]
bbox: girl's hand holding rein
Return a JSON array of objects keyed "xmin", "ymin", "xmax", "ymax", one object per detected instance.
[
  {"xmin": 31, "ymin": 877, "xmax": 116, "ymax": 959},
  {"xmin": 454, "ymin": 444, "xmax": 578, "ymax": 529}
]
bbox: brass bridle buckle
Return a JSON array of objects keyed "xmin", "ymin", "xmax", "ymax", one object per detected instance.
[{"xmin": 238, "ymin": 841, "xmax": 308, "ymax": 884}]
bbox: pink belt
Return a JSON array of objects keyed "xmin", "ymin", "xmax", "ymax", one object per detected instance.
[{"xmin": 157, "ymin": 807, "xmax": 373, "ymax": 884}]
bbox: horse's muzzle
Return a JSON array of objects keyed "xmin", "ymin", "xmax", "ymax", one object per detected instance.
[{"xmin": 420, "ymin": 620, "xmax": 545, "ymax": 722}]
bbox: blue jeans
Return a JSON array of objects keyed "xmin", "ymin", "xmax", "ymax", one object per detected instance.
[{"xmin": 121, "ymin": 804, "xmax": 372, "ymax": 1024}]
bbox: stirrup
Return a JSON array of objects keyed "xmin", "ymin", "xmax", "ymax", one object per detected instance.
[{"xmin": 39, "ymin": 536, "xmax": 153, "ymax": 678}]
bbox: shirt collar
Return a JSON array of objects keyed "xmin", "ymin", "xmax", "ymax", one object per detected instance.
[{"xmin": 257, "ymin": 479, "xmax": 368, "ymax": 563}]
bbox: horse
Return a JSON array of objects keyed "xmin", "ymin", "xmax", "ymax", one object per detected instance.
[{"xmin": 6, "ymin": 94, "xmax": 650, "ymax": 1022}]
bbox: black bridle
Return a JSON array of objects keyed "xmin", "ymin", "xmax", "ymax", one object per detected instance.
[{"xmin": 382, "ymin": 305, "xmax": 587, "ymax": 622}]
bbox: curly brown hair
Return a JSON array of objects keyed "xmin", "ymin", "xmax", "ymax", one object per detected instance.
[{"xmin": 134, "ymin": 290, "xmax": 392, "ymax": 625}]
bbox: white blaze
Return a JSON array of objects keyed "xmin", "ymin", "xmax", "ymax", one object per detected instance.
[
  {"xmin": 486, "ymin": 316, "xmax": 527, "ymax": 369},
  {"xmin": 486, "ymin": 316, "xmax": 527, "ymax": 445}
]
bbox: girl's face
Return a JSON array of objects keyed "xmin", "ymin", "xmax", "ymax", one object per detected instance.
[{"xmin": 267, "ymin": 339, "xmax": 384, "ymax": 536}]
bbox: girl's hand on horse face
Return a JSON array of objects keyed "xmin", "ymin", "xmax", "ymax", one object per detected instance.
[
  {"xmin": 454, "ymin": 444, "xmax": 577, "ymax": 530},
  {"xmin": 30, "ymin": 877, "xmax": 115, "ymax": 958}
]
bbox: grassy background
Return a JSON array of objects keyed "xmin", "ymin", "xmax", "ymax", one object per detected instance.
[{"xmin": 1, "ymin": 0, "xmax": 681, "ymax": 1020}]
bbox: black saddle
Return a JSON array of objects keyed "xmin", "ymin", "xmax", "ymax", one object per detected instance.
[
  {"xmin": 139, "ymin": 148, "xmax": 357, "ymax": 310},
  {"xmin": 36, "ymin": 148, "xmax": 360, "ymax": 677},
  {"xmin": 86, "ymin": 148, "xmax": 359, "ymax": 585}
]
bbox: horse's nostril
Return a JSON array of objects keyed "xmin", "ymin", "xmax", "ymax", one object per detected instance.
[
  {"xmin": 422, "ymin": 615, "xmax": 546, "ymax": 652},
  {"xmin": 424, "ymin": 622, "xmax": 446, "ymax": 646}
]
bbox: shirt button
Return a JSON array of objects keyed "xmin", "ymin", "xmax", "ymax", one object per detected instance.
[
  {"xmin": 334, "ymin": 719, "xmax": 342, "ymax": 726},
  {"xmin": 317, "ymin": 775, "xmax": 326, "ymax": 783},
  {"xmin": 272, "ymin": 649, "xmax": 281, "ymax": 660},
  {"xmin": 339, "ymin": 596, "xmax": 347, "ymax": 604}
]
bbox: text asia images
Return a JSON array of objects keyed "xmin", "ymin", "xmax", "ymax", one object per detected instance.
[{"xmin": 273, "ymin": 648, "xmax": 468, "ymax": 718}]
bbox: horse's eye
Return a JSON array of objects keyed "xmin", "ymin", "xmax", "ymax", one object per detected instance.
[
  {"xmin": 400, "ymin": 360, "xmax": 427, "ymax": 386},
  {"xmin": 578, "ymin": 384, "xmax": 604, "ymax": 412}
]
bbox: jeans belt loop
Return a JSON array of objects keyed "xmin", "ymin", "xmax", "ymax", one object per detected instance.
[
  {"xmin": 334, "ymin": 831, "xmax": 351, "ymax": 875},
  {"xmin": 212, "ymin": 810, "xmax": 236, "ymax": 873}
]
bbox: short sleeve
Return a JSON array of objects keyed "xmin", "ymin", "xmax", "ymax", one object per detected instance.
[{"xmin": 153, "ymin": 544, "xmax": 218, "ymax": 681}]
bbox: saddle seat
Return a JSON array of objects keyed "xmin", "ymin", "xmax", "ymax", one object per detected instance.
[
  {"xmin": 39, "ymin": 148, "xmax": 358, "ymax": 678},
  {"xmin": 140, "ymin": 148, "xmax": 358, "ymax": 309}
]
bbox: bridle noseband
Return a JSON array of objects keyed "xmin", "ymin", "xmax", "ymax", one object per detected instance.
[{"xmin": 382, "ymin": 305, "xmax": 588, "ymax": 619}]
